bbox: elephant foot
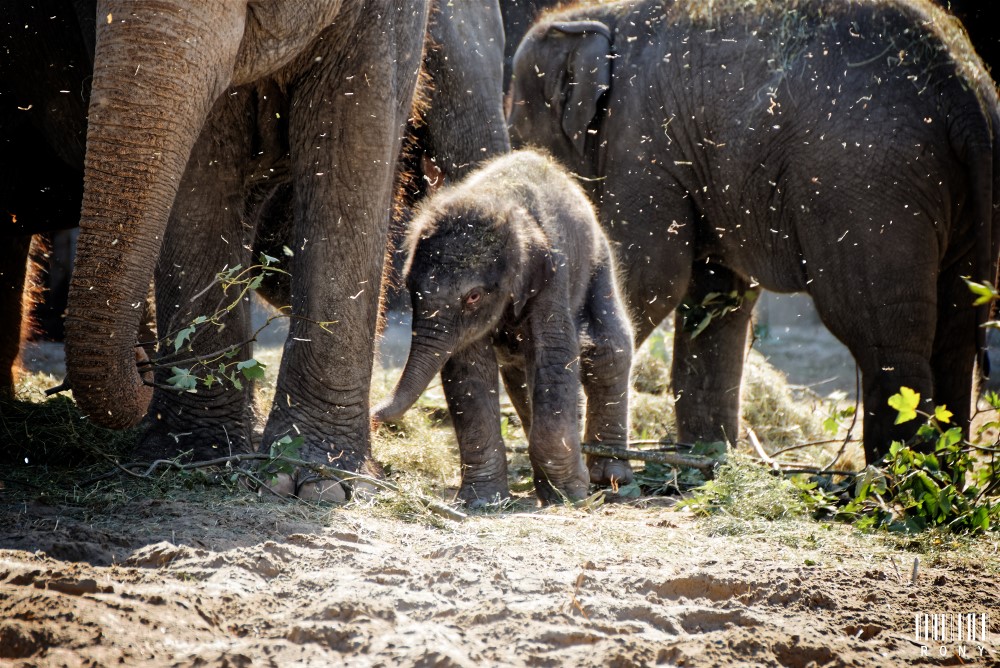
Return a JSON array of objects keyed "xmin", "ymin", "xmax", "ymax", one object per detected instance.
[
  {"xmin": 256, "ymin": 458, "xmax": 382, "ymax": 503},
  {"xmin": 135, "ymin": 413, "xmax": 253, "ymax": 462},
  {"xmin": 457, "ymin": 479, "xmax": 511, "ymax": 510},
  {"xmin": 260, "ymin": 472, "xmax": 348, "ymax": 502},
  {"xmin": 533, "ymin": 474, "xmax": 589, "ymax": 506},
  {"xmin": 587, "ymin": 455, "xmax": 634, "ymax": 487}
]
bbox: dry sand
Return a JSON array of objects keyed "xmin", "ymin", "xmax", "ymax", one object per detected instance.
[{"xmin": 1, "ymin": 494, "xmax": 998, "ymax": 667}]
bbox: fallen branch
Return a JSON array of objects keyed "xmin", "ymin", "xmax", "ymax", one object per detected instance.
[
  {"xmin": 508, "ymin": 442, "xmax": 717, "ymax": 476},
  {"xmin": 768, "ymin": 439, "xmax": 849, "ymax": 457},
  {"xmin": 82, "ymin": 452, "xmax": 467, "ymax": 522},
  {"xmin": 773, "ymin": 467, "xmax": 858, "ymax": 477}
]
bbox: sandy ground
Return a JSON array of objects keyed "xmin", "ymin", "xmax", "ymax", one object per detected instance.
[
  {"xmin": 3, "ymin": 305, "xmax": 999, "ymax": 666},
  {"xmin": 1, "ymin": 497, "xmax": 998, "ymax": 667}
]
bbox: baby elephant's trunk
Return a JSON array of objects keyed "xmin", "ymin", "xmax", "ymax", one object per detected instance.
[{"xmin": 372, "ymin": 326, "xmax": 454, "ymax": 422}]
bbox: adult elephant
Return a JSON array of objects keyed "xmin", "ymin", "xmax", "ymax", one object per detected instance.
[
  {"xmin": 0, "ymin": 2, "xmax": 93, "ymax": 396},
  {"xmin": 499, "ymin": 0, "xmax": 560, "ymax": 92},
  {"xmin": 421, "ymin": 1, "xmax": 510, "ymax": 181},
  {"xmin": 64, "ymin": 0, "xmax": 430, "ymax": 498},
  {"xmin": 508, "ymin": 0, "xmax": 1000, "ymax": 464}
]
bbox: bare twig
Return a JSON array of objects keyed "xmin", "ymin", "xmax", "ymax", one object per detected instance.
[
  {"xmin": 888, "ymin": 555, "xmax": 903, "ymax": 583},
  {"xmin": 747, "ymin": 426, "xmax": 779, "ymax": 472},
  {"xmin": 510, "ymin": 442, "xmax": 717, "ymax": 476},
  {"xmin": 44, "ymin": 380, "xmax": 71, "ymax": 397},
  {"xmin": 774, "ymin": 467, "xmax": 858, "ymax": 477},
  {"xmin": 568, "ymin": 572, "xmax": 590, "ymax": 619},
  {"xmin": 768, "ymin": 439, "xmax": 844, "ymax": 457},
  {"xmin": 823, "ymin": 366, "xmax": 861, "ymax": 473}
]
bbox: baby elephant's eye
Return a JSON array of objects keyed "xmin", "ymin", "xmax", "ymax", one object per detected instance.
[{"xmin": 463, "ymin": 288, "xmax": 483, "ymax": 309}]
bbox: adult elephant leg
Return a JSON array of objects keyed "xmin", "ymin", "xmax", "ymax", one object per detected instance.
[
  {"xmin": 260, "ymin": 1, "xmax": 428, "ymax": 499},
  {"xmin": 806, "ymin": 229, "xmax": 938, "ymax": 465},
  {"xmin": 930, "ymin": 247, "xmax": 980, "ymax": 443},
  {"xmin": 0, "ymin": 237, "xmax": 32, "ymax": 397},
  {"xmin": 138, "ymin": 93, "xmax": 257, "ymax": 461},
  {"xmin": 444, "ymin": 341, "xmax": 510, "ymax": 507},
  {"xmin": 672, "ymin": 263, "xmax": 755, "ymax": 447},
  {"xmin": 581, "ymin": 264, "xmax": 634, "ymax": 486},
  {"xmin": 598, "ymin": 175, "xmax": 694, "ymax": 346}
]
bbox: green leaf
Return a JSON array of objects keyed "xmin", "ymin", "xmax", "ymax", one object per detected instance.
[
  {"xmin": 985, "ymin": 391, "xmax": 1000, "ymax": 411},
  {"xmin": 260, "ymin": 252, "xmax": 280, "ymax": 266},
  {"xmin": 614, "ymin": 481, "xmax": 643, "ymax": 498},
  {"xmin": 167, "ymin": 367, "xmax": 198, "ymax": 392},
  {"xmin": 933, "ymin": 405, "xmax": 953, "ymax": 424},
  {"xmin": 964, "ymin": 277, "xmax": 999, "ymax": 306},
  {"xmin": 887, "ymin": 387, "xmax": 920, "ymax": 424},
  {"xmin": 888, "ymin": 440, "xmax": 905, "ymax": 457},
  {"xmin": 691, "ymin": 440, "xmax": 728, "ymax": 460},
  {"xmin": 248, "ymin": 274, "xmax": 264, "ymax": 291},
  {"xmin": 270, "ymin": 434, "xmax": 303, "ymax": 453},
  {"xmin": 236, "ymin": 358, "xmax": 266, "ymax": 381},
  {"xmin": 174, "ymin": 325, "xmax": 196, "ymax": 353},
  {"xmin": 932, "ymin": 428, "xmax": 963, "ymax": 457}
]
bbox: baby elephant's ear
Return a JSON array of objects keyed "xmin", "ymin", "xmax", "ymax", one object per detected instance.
[
  {"xmin": 513, "ymin": 245, "xmax": 556, "ymax": 319},
  {"xmin": 548, "ymin": 21, "xmax": 613, "ymax": 157}
]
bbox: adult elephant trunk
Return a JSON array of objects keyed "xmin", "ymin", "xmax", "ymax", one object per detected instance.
[
  {"xmin": 65, "ymin": 2, "xmax": 245, "ymax": 428},
  {"xmin": 373, "ymin": 316, "xmax": 458, "ymax": 422},
  {"xmin": 424, "ymin": 0, "xmax": 510, "ymax": 180}
]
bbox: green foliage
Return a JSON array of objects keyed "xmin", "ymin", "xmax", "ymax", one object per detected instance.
[
  {"xmin": 822, "ymin": 404, "xmax": 856, "ymax": 435},
  {"xmin": 679, "ymin": 452, "xmax": 808, "ymax": 522},
  {"xmin": 964, "ymin": 277, "xmax": 999, "ymax": 306},
  {"xmin": 155, "ymin": 258, "xmax": 286, "ymax": 396},
  {"xmin": 677, "ymin": 290, "xmax": 751, "ymax": 339},
  {"xmin": 167, "ymin": 367, "xmax": 199, "ymax": 392},
  {"xmin": 832, "ymin": 387, "xmax": 999, "ymax": 535},
  {"xmin": 264, "ymin": 435, "xmax": 305, "ymax": 480},
  {"xmin": 886, "ymin": 386, "xmax": 920, "ymax": 424}
]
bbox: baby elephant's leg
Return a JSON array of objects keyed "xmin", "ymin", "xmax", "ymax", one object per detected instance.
[
  {"xmin": 499, "ymin": 358, "xmax": 532, "ymax": 437},
  {"xmin": 581, "ymin": 265, "xmax": 635, "ymax": 486},
  {"xmin": 527, "ymin": 314, "xmax": 590, "ymax": 504},
  {"xmin": 442, "ymin": 341, "xmax": 510, "ymax": 508}
]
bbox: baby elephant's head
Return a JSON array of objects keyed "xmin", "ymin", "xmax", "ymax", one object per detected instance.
[{"xmin": 373, "ymin": 200, "xmax": 532, "ymax": 423}]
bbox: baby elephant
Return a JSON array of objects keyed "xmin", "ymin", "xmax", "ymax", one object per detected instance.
[{"xmin": 373, "ymin": 149, "xmax": 634, "ymax": 507}]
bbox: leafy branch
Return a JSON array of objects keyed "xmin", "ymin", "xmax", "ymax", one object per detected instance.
[
  {"xmin": 130, "ymin": 254, "xmax": 335, "ymax": 396},
  {"xmin": 82, "ymin": 438, "xmax": 468, "ymax": 522},
  {"xmin": 835, "ymin": 387, "xmax": 999, "ymax": 534}
]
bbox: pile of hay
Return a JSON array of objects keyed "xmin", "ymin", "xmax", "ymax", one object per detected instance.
[{"xmin": 630, "ymin": 328, "xmax": 841, "ymax": 456}]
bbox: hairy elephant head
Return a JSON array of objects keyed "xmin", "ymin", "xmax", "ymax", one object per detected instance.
[
  {"xmin": 507, "ymin": 19, "xmax": 612, "ymax": 172},
  {"xmin": 373, "ymin": 195, "xmax": 547, "ymax": 422},
  {"xmin": 65, "ymin": 1, "xmax": 344, "ymax": 428}
]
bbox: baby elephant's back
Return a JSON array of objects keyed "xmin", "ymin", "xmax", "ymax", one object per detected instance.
[{"xmin": 470, "ymin": 150, "xmax": 610, "ymax": 307}]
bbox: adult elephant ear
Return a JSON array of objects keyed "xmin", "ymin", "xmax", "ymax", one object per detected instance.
[{"xmin": 547, "ymin": 21, "xmax": 612, "ymax": 157}]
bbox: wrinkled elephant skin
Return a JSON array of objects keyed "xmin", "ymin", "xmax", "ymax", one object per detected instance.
[
  {"xmin": 508, "ymin": 0, "xmax": 1000, "ymax": 463},
  {"xmin": 373, "ymin": 150, "xmax": 634, "ymax": 506},
  {"xmin": 63, "ymin": 0, "xmax": 430, "ymax": 499}
]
